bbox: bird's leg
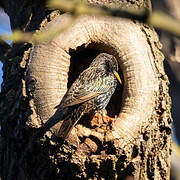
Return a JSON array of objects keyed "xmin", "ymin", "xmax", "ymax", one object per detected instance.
[
  {"xmin": 101, "ymin": 110, "xmax": 117, "ymax": 129},
  {"xmin": 91, "ymin": 109, "xmax": 107, "ymax": 127},
  {"xmin": 99, "ymin": 109, "xmax": 107, "ymax": 123},
  {"xmin": 110, "ymin": 115, "xmax": 117, "ymax": 128}
]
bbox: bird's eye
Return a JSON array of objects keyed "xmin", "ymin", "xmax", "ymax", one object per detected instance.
[{"xmin": 105, "ymin": 61, "xmax": 110, "ymax": 68}]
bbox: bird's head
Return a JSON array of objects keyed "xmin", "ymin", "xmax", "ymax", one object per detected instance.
[{"xmin": 91, "ymin": 53, "xmax": 122, "ymax": 84}]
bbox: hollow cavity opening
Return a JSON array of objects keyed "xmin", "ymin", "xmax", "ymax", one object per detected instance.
[{"xmin": 68, "ymin": 44, "xmax": 123, "ymax": 118}]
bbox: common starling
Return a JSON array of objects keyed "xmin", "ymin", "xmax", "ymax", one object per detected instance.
[{"xmin": 56, "ymin": 53, "xmax": 122, "ymax": 139}]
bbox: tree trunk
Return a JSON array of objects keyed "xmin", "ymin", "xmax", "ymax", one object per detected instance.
[{"xmin": 0, "ymin": 0, "xmax": 172, "ymax": 179}]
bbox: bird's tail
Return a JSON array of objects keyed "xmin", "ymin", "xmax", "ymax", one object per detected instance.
[
  {"xmin": 57, "ymin": 118, "xmax": 74, "ymax": 139},
  {"xmin": 57, "ymin": 104, "xmax": 86, "ymax": 139}
]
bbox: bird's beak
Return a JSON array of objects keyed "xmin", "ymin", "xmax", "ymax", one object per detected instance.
[{"xmin": 113, "ymin": 71, "xmax": 122, "ymax": 84}]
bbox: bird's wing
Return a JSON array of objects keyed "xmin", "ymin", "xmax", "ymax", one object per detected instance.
[{"xmin": 60, "ymin": 67, "xmax": 111, "ymax": 108}]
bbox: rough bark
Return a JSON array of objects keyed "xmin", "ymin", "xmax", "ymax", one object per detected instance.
[
  {"xmin": 151, "ymin": 0, "xmax": 180, "ymax": 179},
  {"xmin": 0, "ymin": 0, "xmax": 172, "ymax": 179}
]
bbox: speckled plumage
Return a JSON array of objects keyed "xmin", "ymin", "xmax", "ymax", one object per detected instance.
[{"xmin": 57, "ymin": 53, "xmax": 121, "ymax": 139}]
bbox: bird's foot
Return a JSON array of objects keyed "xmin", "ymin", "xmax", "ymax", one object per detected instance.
[
  {"xmin": 98, "ymin": 109, "xmax": 109, "ymax": 125},
  {"xmin": 108, "ymin": 115, "xmax": 117, "ymax": 129}
]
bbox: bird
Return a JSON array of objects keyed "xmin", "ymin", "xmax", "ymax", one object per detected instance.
[{"xmin": 56, "ymin": 53, "xmax": 122, "ymax": 139}]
